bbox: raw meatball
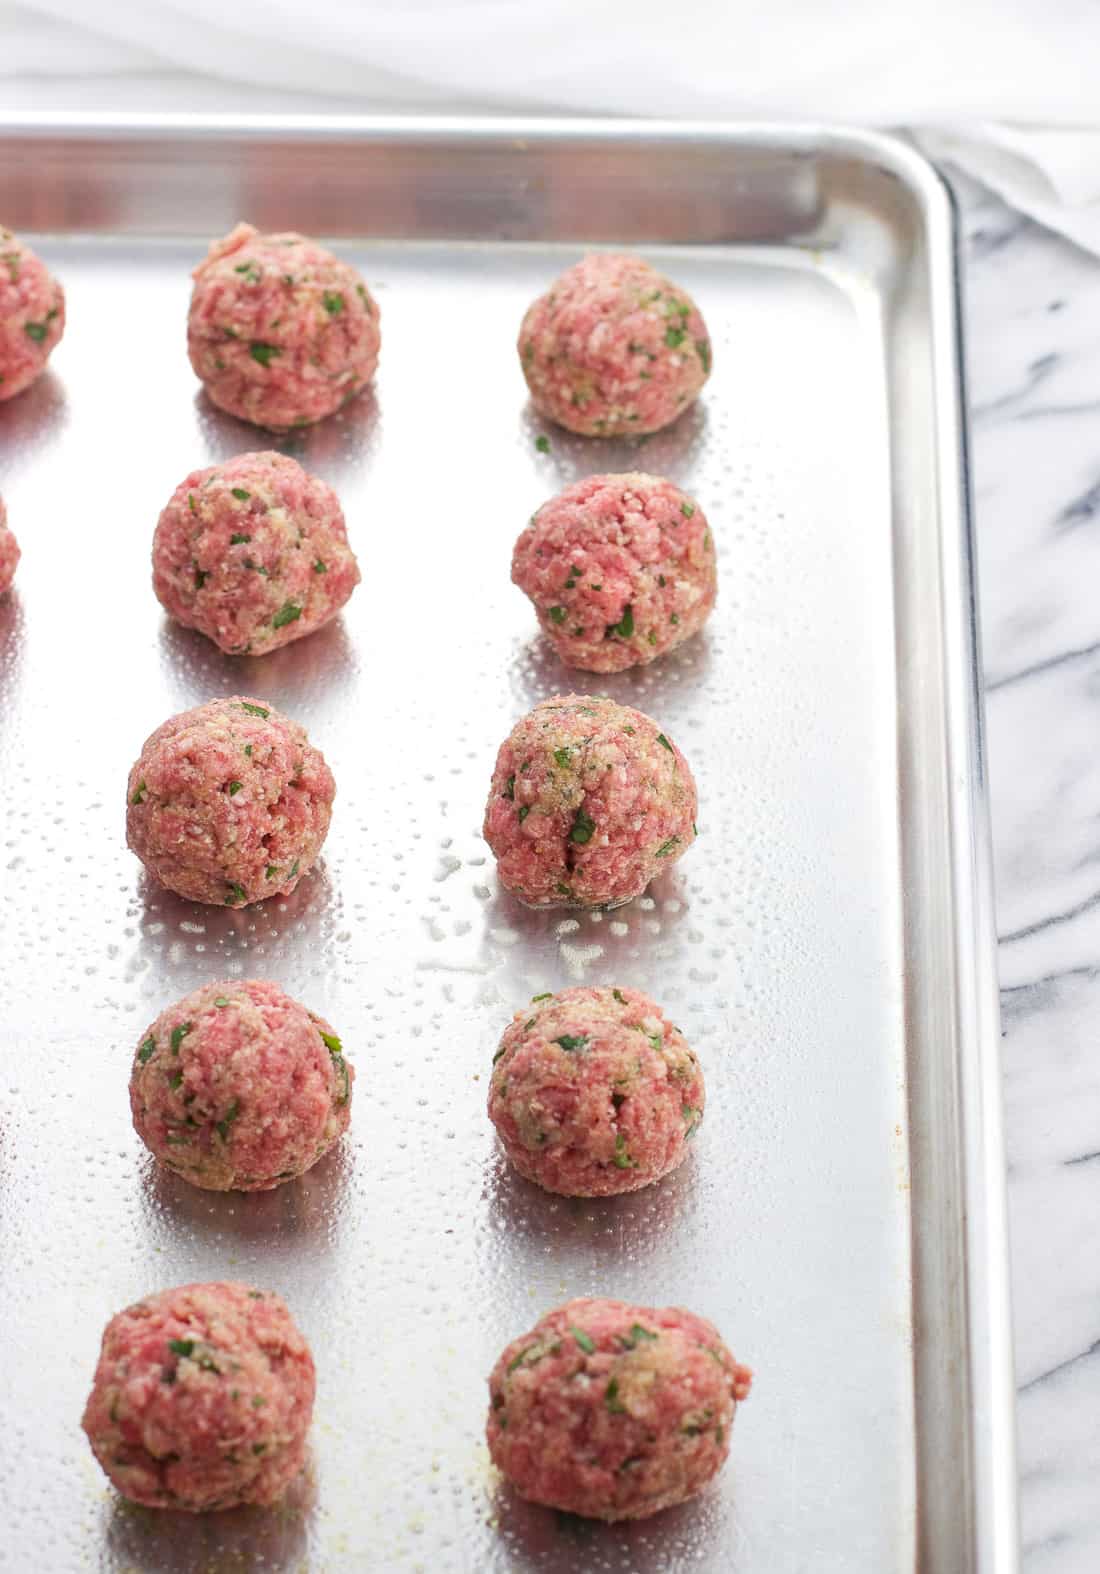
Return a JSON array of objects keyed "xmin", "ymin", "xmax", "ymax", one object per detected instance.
[
  {"xmin": 483, "ymin": 694, "xmax": 697, "ymax": 908},
  {"xmin": 487, "ymin": 1297, "xmax": 751, "ymax": 1520},
  {"xmin": 489, "ymin": 985, "xmax": 704, "ymax": 1196},
  {"xmin": 126, "ymin": 695, "xmax": 335, "ymax": 907},
  {"xmin": 0, "ymin": 496, "xmax": 18, "ymax": 593},
  {"xmin": 0, "ymin": 228, "xmax": 64, "ymax": 401},
  {"xmin": 152, "ymin": 451, "xmax": 360, "ymax": 655},
  {"xmin": 82, "ymin": 1281, "xmax": 315, "ymax": 1511},
  {"xmin": 513, "ymin": 473, "xmax": 716, "ymax": 672},
  {"xmin": 518, "ymin": 254, "xmax": 711, "ymax": 437},
  {"xmin": 130, "ymin": 979, "xmax": 353, "ymax": 1190},
  {"xmin": 187, "ymin": 223, "xmax": 380, "ymax": 429}
]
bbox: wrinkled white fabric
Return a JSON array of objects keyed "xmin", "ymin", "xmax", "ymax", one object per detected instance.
[{"xmin": 3, "ymin": 0, "xmax": 1100, "ymax": 252}]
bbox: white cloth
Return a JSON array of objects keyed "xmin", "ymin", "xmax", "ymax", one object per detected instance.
[{"xmin": 4, "ymin": 0, "xmax": 1100, "ymax": 254}]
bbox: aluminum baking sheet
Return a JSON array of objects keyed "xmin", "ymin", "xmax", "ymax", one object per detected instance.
[{"xmin": 0, "ymin": 119, "xmax": 1017, "ymax": 1573}]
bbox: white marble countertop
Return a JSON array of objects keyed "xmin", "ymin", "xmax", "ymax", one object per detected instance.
[{"xmin": 957, "ymin": 174, "xmax": 1100, "ymax": 1574}]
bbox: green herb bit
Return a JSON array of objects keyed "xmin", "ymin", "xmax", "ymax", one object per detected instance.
[
  {"xmin": 188, "ymin": 493, "xmax": 198, "ymax": 516},
  {"xmin": 356, "ymin": 283, "xmax": 370, "ymax": 308},
  {"xmin": 322, "ymin": 291, "xmax": 345, "ymax": 315},
  {"xmin": 570, "ymin": 808, "xmax": 595, "ymax": 845},
  {"xmin": 230, "ymin": 487, "xmax": 250, "ymax": 501},
  {"xmin": 214, "ymin": 997, "xmax": 230, "ymax": 1008},
  {"xmin": 216, "ymin": 1099, "xmax": 241, "ymax": 1140},
  {"xmin": 244, "ymin": 744, "xmax": 253, "ymax": 757},
  {"xmin": 531, "ymin": 992, "xmax": 553, "ymax": 1002},
  {"xmin": 265, "ymin": 864, "xmax": 278, "ymax": 879},
  {"xmin": 612, "ymin": 1133, "xmax": 635, "ymax": 1169},
  {"xmin": 518, "ymin": 805, "xmax": 531, "ymax": 823},
  {"xmin": 492, "ymin": 1045, "xmax": 507, "ymax": 1064},
  {"xmin": 556, "ymin": 881, "xmax": 572, "ymax": 896},
  {"xmin": 612, "ymin": 989, "xmax": 626, "ymax": 1004},
  {"xmin": 647, "ymin": 630, "xmax": 658, "ymax": 645},
  {"xmin": 703, "ymin": 531, "xmax": 712, "ymax": 551},
  {"xmin": 655, "ymin": 837, "xmax": 679, "ymax": 858},
  {"xmin": 230, "ymin": 530, "xmax": 250, "ymax": 544},
  {"xmin": 227, "ymin": 780, "xmax": 243, "ymax": 795},
  {"xmin": 194, "ymin": 568, "xmax": 208, "ymax": 589},
  {"xmin": 168, "ymin": 1070, "xmax": 183, "ymax": 1091},
  {"xmin": 504, "ymin": 773, "xmax": 515, "ymax": 801},
  {"xmin": 553, "ymin": 747, "xmax": 572, "ymax": 768},
  {"xmin": 290, "ymin": 860, "xmax": 300, "ymax": 876},
  {"xmin": 682, "ymin": 1104, "xmax": 702, "ymax": 1137},
  {"xmin": 24, "ymin": 321, "xmax": 48, "ymax": 343},
  {"xmin": 623, "ymin": 1323, "xmax": 659, "ymax": 1347},
  {"xmin": 233, "ymin": 261, "xmax": 261, "ymax": 283},
  {"xmin": 572, "ymin": 1328, "xmax": 596, "ymax": 1354},
  {"xmin": 681, "ymin": 501, "xmax": 695, "ymax": 517},
  {"xmin": 548, "ymin": 606, "xmax": 567, "ymax": 625},
  {"xmin": 313, "ymin": 559, "xmax": 327, "ymax": 573},
  {"xmin": 168, "ymin": 1339, "xmax": 194, "ymax": 1358},
  {"xmin": 658, "ymin": 574, "xmax": 666, "ymax": 587},
  {"xmin": 696, "ymin": 338, "xmax": 711, "ymax": 374},
  {"xmin": 535, "ymin": 435, "xmax": 551, "ymax": 453},
  {"xmin": 656, "ymin": 733, "xmax": 674, "ymax": 753},
  {"xmin": 170, "ymin": 1022, "xmax": 193, "ymax": 1054},
  {"xmin": 249, "ymin": 342, "xmax": 281, "ymax": 367},
  {"xmin": 554, "ymin": 1035, "xmax": 589, "ymax": 1053},
  {"xmin": 252, "ymin": 1442, "xmax": 267, "ymax": 1455},
  {"xmin": 272, "ymin": 601, "xmax": 302, "ymax": 629},
  {"xmin": 319, "ymin": 1030, "xmax": 342, "ymax": 1054},
  {"xmin": 670, "ymin": 613, "xmax": 680, "ymax": 625},
  {"xmin": 622, "ymin": 725, "xmax": 635, "ymax": 736},
  {"xmin": 605, "ymin": 1377, "xmax": 628, "ymax": 1413},
  {"xmin": 138, "ymin": 1036, "xmax": 157, "ymax": 1064},
  {"xmin": 238, "ymin": 702, "xmax": 269, "ymax": 718},
  {"xmin": 131, "ymin": 780, "xmax": 148, "ymax": 806},
  {"xmin": 606, "ymin": 605, "xmax": 634, "ymax": 639},
  {"xmin": 226, "ymin": 883, "xmax": 246, "ymax": 905},
  {"xmin": 664, "ymin": 327, "xmax": 686, "ymax": 349}
]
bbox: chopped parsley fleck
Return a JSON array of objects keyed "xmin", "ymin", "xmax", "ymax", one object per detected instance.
[
  {"xmin": 194, "ymin": 568, "xmax": 208, "ymax": 589},
  {"xmin": 214, "ymin": 997, "xmax": 230, "ymax": 1008},
  {"xmin": 682, "ymin": 1104, "xmax": 702, "ymax": 1137},
  {"xmin": 656, "ymin": 733, "xmax": 674, "ymax": 752},
  {"xmin": 613, "ymin": 989, "xmax": 626, "ymax": 1004},
  {"xmin": 168, "ymin": 1339, "xmax": 194, "ymax": 1358},
  {"xmin": 227, "ymin": 780, "xmax": 243, "ymax": 795},
  {"xmin": 170, "ymin": 1023, "xmax": 192, "ymax": 1054},
  {"xmin": 138, "ymin": 1036, "xmax": 157, "ymax": 1064},
  {"xmin": 518, "ymin": 805, "xmax": 531, "ymax": 823},
  {"xmin": 504, "ymin": 773, "xmax": 515, "ymax": 801},
  {"xmin": 187, "ymin": 493, "xmax": 198, "ymax": 516},
  {"xmin": 265, "ymin": 864, "xmax": 278, "ymax": 879},
  {"xmin": 554, "ymin": 1035, "xmax": 590, "ymax": 1053},
  {"xmin": 658, "ymin": 574, "xmax": 666, "ymax": 588},
  {"xmin": 555, "ymin": 881, "xmax": 572, "ymax": 895},
  {"xmin": 696, "ymin": 339, "xmax": 711, "ymax": 374},
  {"xmin": 605, "ymin": 1378, "xmax": 627, "ymax": 1413},
  {"xmin": 168, "ymin": 1070, "xmax": 183, "ymax": 1091},
  {"xmin": 233, "ymin": 261, "xmax": 261, "ymax": 283},
  {"xmin": 272, "ymin": 601, "xmax": 302, "ymax": 629},
  {"xmin": 230, "ymin": 487, "xmax": 250, "ymax": 501},
  {"xmin": 215, "ymin": 1099, "xmax": 240, "ymax": 1140},
  {"xmin": 239, "ymin": 702, "xmax": 268, "ymax": 718},
  {"xmin": 655, "ymin": 837, "xmax": 679, "ymax": 858},
  {"xmin": 244, "ymin": 744, "xmax": 253, "ymax": 756},
  {"xmin": 548, "ymin": 606, "xmax": 567, "ymax": 625},
  {"xmin": 553, "ymin": 747, "xmax": 572, "ymax": 768},
  {"xmin": 670, "ymin": 613, "xmax": 680, "ymax": 624},
  {"xmin": 23, "ymin": 321, "xmax": 48, "ymax": 343},
  {"xmin": 230, "ymin": 532, "xmax": 250, "ymax": 545},
  {"xmin": 226, "ymin": 883, "xmax": 246, "ymax": 905},
  {"xmin": 131, "ymin": 780, "xmax": 148, "ymax": 806},
  {"xmin": 622, "ymin": 724, "xmax": 635, "ymax": 736},
  {"xmin": 590, "ymin": 582, "xmax": 602, "ymax": 591},
  {"xmin": 290, "ymin": 860, "xmax": 299, "ymax": 877},
  {"xmin": 572, "ymin": 1328, "xmax": 596, "ymax": 1354},
  {"xmin": 647, "ymin": 630, "xmax": 657, "ymax": 645},
  {"xmin": 319, "ymin": 1030, "xmax": 342, "ymax": 1054},
  {"xmin": 612, "ymin": 1133, "xmax": 635, "ymax": 1169},
  {"xmin": 249, "ymin": 342, "xmax": 281, "ymax": 367},
  {"xmin": 531, "ymin": 993, "xmax": 552, "ymax": 1002},
  {"xmin": 535, "ymin": 435, "xmax": 550, "ymax": 453},
  {"xmin": 621, "ymin": 1323, "xmax": 659, "ymax": 1349},
  {"xmin": 322, "ymin": 291, "xmax": 345, "ymax": 315},
  {"xmin": 570, "ymin": 808, "xmax": 595, "ymax": 845},
  {"xmin": 252, "ymin": 1442, "xmax": 267, "ymax": 1455},
  {"xmin": 313, "ymin": 559, "xmax": 327, "ymax": 573},
  {"xmin": 664, "ymin": 326, "xmax": 686, "ymax": 349},
  {"xmin": 492, "ymin": 1045, "xmax": 507, "ymax": 1064},
  {"xmin": 681, "ymin": 501, "xmax": 695, "ymax": 517},
  {"xmin": 703, "ymin": 532, "xmax": 712, "ymax": 551},
  {"xmin": 606, "ymin": 605, "xmax": 634, "ymax": 639}
]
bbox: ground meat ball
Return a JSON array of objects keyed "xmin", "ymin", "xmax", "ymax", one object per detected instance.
[
  {"xmin": 518, "ymin": 254, "xmax": 711, "ymax": 437},
  {"xmin": 489, "ymin": 986, "xmax": 704, "ymax": 1196},
  {"xmin": 187, "ymin": 223, "xmax": 380, "ymax": 429},
  {"xmin": 488, "ymin": 1298, "xmax": 751, "ymax": 1521},
  {"xmin": 0, "ymin": 228, "xmax": 64, "ymax": 401},
  {"xmin": 130, "ymin": 979, "xmax": 353, "ymax": 1190},
  {"xmin": 152, "ymin": 451, "xmax": 360, "ymax": 655},
  {"xmin": 126, "ymin": 695, "xmax": 335, "ymax": 907},
  {"xmin": 483, "ymin": 694, "xmax": 697, "ymax": 908},
  {"xmin": 0, "ymin": 496, "xmax": 18, "ymax": 593},
  {"xmin": 82, "ymin": 1281, "xmax": 315, "ymax": 1511},
  {"xmin": 513, "ymin": 473, "xmax": 716, "ymax": 672}
]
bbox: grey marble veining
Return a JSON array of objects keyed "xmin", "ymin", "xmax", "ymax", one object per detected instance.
[{"xmin": 958, "ymin": 173, "xmax": 1100, "ymax": 1573}]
